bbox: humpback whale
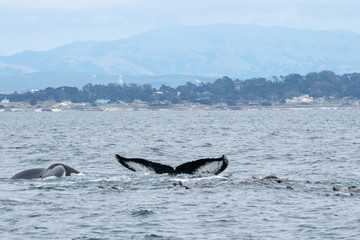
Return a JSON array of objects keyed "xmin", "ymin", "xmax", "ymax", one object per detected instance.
[
  {"xmin": 10, "ymin": 163, "xmax": 80, "ymax": 179},
  {"xmin": 115, "ymin": 154, "xmax": 228, "ymax": 175}
]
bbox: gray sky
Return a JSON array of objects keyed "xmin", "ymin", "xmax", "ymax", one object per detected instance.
[{"xmin": 0, "ymin": 0, "xmax": 359, "ymax": 55}]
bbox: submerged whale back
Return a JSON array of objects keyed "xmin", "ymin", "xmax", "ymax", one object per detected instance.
[
  {"xmin": 10, "ymin": 164, "xmax": 80, "ymax": 179},
  {"xmin": 10, "ymin": 168, "xmax": 46, "ymax": 179}
]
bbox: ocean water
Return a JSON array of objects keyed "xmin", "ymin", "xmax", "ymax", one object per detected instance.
[{"xmin": 0, "ymin": 109, "xmax": 360, "ymax": 239}]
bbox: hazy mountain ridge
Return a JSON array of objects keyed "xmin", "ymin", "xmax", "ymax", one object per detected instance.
[{"xmin": 1, "ymin": 24, "xmax": 360, "ymax": 91}]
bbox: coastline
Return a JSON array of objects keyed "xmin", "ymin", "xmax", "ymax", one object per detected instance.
[{"xmin": 1, "ymin": 100, "xmax": 359, "ymax": 112}]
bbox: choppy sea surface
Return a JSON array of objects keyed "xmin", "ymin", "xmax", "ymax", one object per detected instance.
[{"xmin": 1, "ymin": 109, "xmax": 360, "ymax": 240}]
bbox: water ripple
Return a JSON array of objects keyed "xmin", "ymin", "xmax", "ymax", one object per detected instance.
[{"xmin": 1, "ymin": 110, "xmax": 360, "ymax": 239}]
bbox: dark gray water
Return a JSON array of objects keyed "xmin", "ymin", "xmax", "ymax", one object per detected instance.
[{"xmin": 1, "ymin": 109, "xmax": 360, "ymax": 239}]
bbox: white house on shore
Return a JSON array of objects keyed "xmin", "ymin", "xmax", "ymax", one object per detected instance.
[
  {"xmin": 286, "ymin": 94, "xmax": 314, "ymax": 104},
  {"xmin": 1, "ymin": 97, "xmax": 9, "ymax": 104},
  {"xmin": 95, "ymin": 99, "xmax": 111, "ymax": 104}
]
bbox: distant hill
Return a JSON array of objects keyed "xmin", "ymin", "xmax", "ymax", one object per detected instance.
[
  {"xmin": 0, "ymin": 72, "xmax": 213, "ymax": 93},
  {"xmin": 0, "ymin": 72, "xmax": 119, "ymax": 93},
  {"xmin": 1, "ymin": 24, "xmax": 360, "ymax": 92}
]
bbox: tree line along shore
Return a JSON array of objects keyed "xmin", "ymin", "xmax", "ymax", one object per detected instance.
[{"xmin": 1, "ymin": 70, "xmax": 360, "ymax": 111}]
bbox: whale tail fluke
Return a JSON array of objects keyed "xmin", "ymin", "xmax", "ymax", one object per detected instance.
[
  {"xmin": 175, "ymin": 155, "xmax": 228, "ymax": 175},
  {"xmin": 115, "ymin": 154, "xmax": 228, "ymax": 175},
  {"xmin": 115, "ymin": 154, "xmax": 175, "ymax": 174}
]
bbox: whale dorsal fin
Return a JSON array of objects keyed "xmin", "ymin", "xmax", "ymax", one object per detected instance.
[
  {"xmin": 47, "ymin": 163, "xmax": 80, "ymax": 176},
  {"xmin": 115, "ymin": 154, "xmax": 175, "ymax": 174},
  {"xmin": 40, "ymin": 165, "xmax": 66, "ymax": 178}
]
